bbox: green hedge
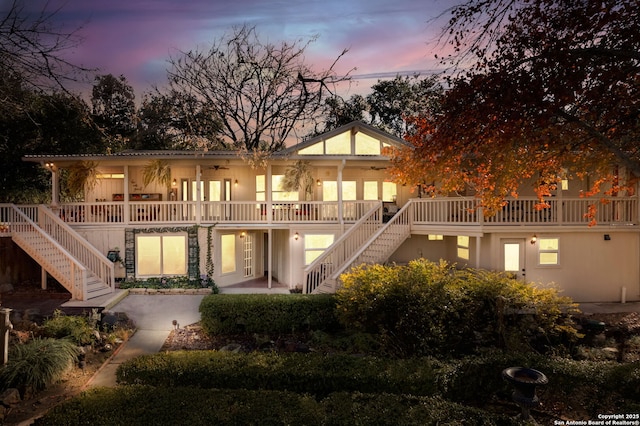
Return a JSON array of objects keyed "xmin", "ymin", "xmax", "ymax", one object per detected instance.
[
  {"xmin": 34, "ymin": 386, "xmax": 518, "ymax": 426},
  {"xmin": 116, "ymin": 349, "xmax": 640, "ymax": 417},
  {"xmin": 199, "ymin": 293, "xmax": 340, "ymax": 334},
  {"xmin": 117, "ymin": 351, "xmax": 442, "ymax": 397}
]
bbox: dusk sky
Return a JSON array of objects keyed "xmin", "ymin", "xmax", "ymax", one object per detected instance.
[{"xmin": 14, "ymin": 0, "xmax": 458, "ymax": 98}]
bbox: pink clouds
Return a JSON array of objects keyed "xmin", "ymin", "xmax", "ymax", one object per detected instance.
[{"xmin": 12, "ymin": 0, "xmax": 458, "ymax": 97}]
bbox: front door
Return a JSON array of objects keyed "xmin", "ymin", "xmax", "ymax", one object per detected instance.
[{"xmin": 502, "ymin": 239, "xmax": 526, "ymax": 280}]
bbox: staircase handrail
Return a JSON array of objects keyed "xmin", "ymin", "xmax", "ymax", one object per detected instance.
[
  {"xmin": 303, "ymin": 202, "xmax": 383, "ymax": 294},
  {"xmin": 38, "ymin": 206, "xmax": 115, "ymax": 291},
  {"xmin": 330, "ymin": 200, "xmax": 413, "ymax": 284},
  {"xmin": 9, "ymin": 205, "xmax": 88, "ymax": 300}
]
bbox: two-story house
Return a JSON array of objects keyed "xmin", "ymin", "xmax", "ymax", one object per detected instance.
[{"xmin": 1, "ymin": 121, "xmax": 638, "ymax": 303}]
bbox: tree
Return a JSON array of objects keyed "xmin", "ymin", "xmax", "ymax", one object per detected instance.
[
  {"xmin": 0, "ymin": 0, "xmax": 89, "ymax": 116},
  {"xmin": 134, "ymin": 91, "xmax": 223, "ymax": 150},
  {"xmin": 0, "ymin": 90, "xmax": 104, "ymax": 202},
  {"xmin": 166, "ymin": 24, "xmax": 350, "ymax": 152},
  {"xmin": 320, "ymin": 75, "xmax": 442, "ymax": 138},
  {"xmin": 389, "ymin": 0, "xmax": 640, "ymax": 214},
  {"xmin": 91, "ymin": 74, "xmax": 137, "ymax": 152}
]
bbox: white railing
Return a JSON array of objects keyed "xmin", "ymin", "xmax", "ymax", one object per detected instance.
[
  {"xmin": 303, "ymin": 202, "xmax": 383, "ymax": 294},
  {"xmin": 337, "ymin": 201, "xmax": 413, "ymax": 278},
  {"xmin": 412, "ymin": 197, "xmax": 639, "ymax": 227},
  {"xmin": 56, "ymin": 200, "xmax": 379, "ymax": 225},
  {"xmin": 8, "ymin": 205, "xmax": 87, "ymax": 300},
  {"xmin": 38, "ymin": 206, "xmax": 115, "ymax": 294}
]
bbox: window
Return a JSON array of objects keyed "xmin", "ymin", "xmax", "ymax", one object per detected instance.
[
  {"xmin": 355, "ymin": 133, "xmax": 381, "ymax": 155},
  {"xmin": 428, "ymin": 235, "xmax": 443, "ymax": 241},
  {"xmin": 136, "ymin": 234, "xmax": 186, "ymax": 276},
  {"xmin": 382, "ymin": 182, "xmax": 397, "ymax": 202},
  {"xmin": 243, "ymin": 233, "xmax": 253, "ymax": 278},
  {"xmin": 457, "ymin": 235, "xmax": 469, "ymax": 260},
  {"xmin": 272, "ymin": 175, "xmax": 299, "ymax": 201},
  {"xmin": 363, "ymin": 181, "xmax": 378, "ymax": 200},
  {"xmin": 221, "ymin": 234, "xmax": 236, "ymax": 274},
  {"xmin": 538, "ymin": 237, "xmax": 559, "ymax": 265},
  {"xmin": 304, "ymin": 234, "xmax": 335, "ymax": 265}
]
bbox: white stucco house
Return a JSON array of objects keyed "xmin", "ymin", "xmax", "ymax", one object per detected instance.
[{"xmin": 1, "ymin": 121, "xmax": 638, "ymax": 303}]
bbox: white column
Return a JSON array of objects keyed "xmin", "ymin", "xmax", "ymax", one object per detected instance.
[
  {"xmin": 50, "ymin": 167, "xmax": 59, "ymax": 206},
  {"xmin": 123, "ymin": 166, "xmax": 130, "ymax": 223},
  {"xmin": 196, "ymin": 165, "xmax": 202, "ymax": 225}
]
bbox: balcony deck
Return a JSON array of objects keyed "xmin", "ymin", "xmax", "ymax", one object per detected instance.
[{"xmin": 1, "ymin": 197, "xmax": 638, "ymax": 232}]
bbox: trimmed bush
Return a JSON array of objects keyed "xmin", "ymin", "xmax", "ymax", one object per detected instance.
[
  {"xmin": 0, "ymin": 338, "xmax": 79, "ymax": 394},
  {"xmin": 199, "ymin": 293, "xmax": 340, "ymax": 335},
  {"xmin": 336, "ymin": 259, "xmax": 580, "ymax": 356},
  {"xmin": 116, "ymin": 351, "xmax": 442, "ymax": 397},
  {"xmin": 34, "ymin": 386, "xmax": 518, "ymax": 426}
]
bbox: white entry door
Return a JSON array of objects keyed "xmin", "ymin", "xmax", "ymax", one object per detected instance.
[{"xmin": 502, "ymin": 239, "xmax": 526, "ymax": 280}]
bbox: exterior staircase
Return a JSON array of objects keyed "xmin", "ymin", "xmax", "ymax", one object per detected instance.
[
  {"xmin": 304, "ymin": 201, "xmax": 412, "ymax": 294},
  {"xmin": 4, "ymin": 204, "xmax": 114, "ymax": 301}
]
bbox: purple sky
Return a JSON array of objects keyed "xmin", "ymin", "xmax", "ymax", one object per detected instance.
[{"xmin": 14, "ymin": 0, "xmax": 457, "ymax": 98}]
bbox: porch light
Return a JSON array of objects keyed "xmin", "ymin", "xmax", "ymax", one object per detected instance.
[
  {"xmin": 294, "ymin": 232, "xmax": 299, "ymax": 240},
  {"xmin": 530, "ymin": 235, "xmax": 537, "ymax": 245},
  {"xmin": 240, "ymin": 231, "xmax": 246, "ymax": 238},
  {"xmin": 44, "ymin": 162, "xmax": 56, "ymax": 171},
  {"xmin": 234, "ymin": 179, "xmax": 238, "ymax": 186},
  {"xmin": 316, "ymin": 179, "xmax": 321, "ymax": 186},
  {"xmin": 172, "ymin": 179, "xmax": 177, "ymax": 187}
]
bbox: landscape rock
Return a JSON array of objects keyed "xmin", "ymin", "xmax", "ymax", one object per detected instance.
[{"xmin": 0, "ymin": 388, "xmax": 21, "ymax": 406}]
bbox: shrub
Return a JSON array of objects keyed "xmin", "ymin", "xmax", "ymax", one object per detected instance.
[
  {"xmin": 41, "ymin": 310, "xmax": 95, "ymax": 345},
  {"xmin": 116, "ymin": 351, "xmax": 442, "ymax": 397},
  {"xmin": 118, "ymin": 275, "xmax": 219, "ymax": 292},
  {"xmin": 0, "ymin": 338, "xmax": 79, "ymax": 394},
  {"xmin": 336, "ymin": 259, "xmax": 579, "ymax": 356},
  {"xmin": 199, "ymin": 293, "xmax": 340, "ymax": 335},
  {"xmin": 35, "ymin": 386, "xmax": 518, "ymax": 426}
]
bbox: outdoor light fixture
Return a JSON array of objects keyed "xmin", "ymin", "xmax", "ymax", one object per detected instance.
[
  {"xmin": 316, "ymin": 179, "xmax": 321, "ymax": 186},
  {"xmin": 172, "ymin": 179, "xmax": 177, "ymax": 187},
  {"xmin": 234, "ymin": 179, "xmax": 238, "ymax": 186},
  {"xmin": 530, "ymin": 235, "xmax": 537, "ymax": 245},
  {"xmin": 44, "ymin": 162, "xmax": 56, "ymax": 171},
  {"xmin": 294, "ymin": 232, "xmax": 299, "ymax": 240},
  {"xmin": 240, "ymin": 231, "xmax": 246, "ymax": 238}
]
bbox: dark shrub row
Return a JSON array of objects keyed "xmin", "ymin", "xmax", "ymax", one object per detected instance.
[
  {"xmin": 35, "ymin": 386, "xmax": 518, "ymax": 426},
  {"xmin": 117, "ymin": 351, "xmax": 442, "ymax": 397},
  {"xmin": 199, "ymin": 293, "xmax": 340, "ymax": 334},
  {"xmin": 116, "ymin": 350, "xmax": 640, "ymax": 417}
]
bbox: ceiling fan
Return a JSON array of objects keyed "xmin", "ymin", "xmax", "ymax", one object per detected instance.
[{"xmin": 208, "ymin": 165, "xmax": 229, "ymax": 170}]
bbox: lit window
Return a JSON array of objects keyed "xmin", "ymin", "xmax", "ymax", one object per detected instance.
[
  {"xmin": 299, "ymin": 142, "xmax": 324, "ymax": 155},
  {"xmin": 136, "ymin": 234, "xmax": 186, "ymax": 276},
  {"xmin": 538, "ymin": 237, "xmax": 559, "ymax": 265},
  {"xmin": 325, "ymin": 132, "xmax": 351, "ymax": 154},
  {"xmin": 363, "ymin": 181, "xmax": 378, "ymax": 200},
  {"xmin": 382, "ymin": 182, "xmax": 397, "ymax": 202},
  {"xmin": 457, "ymin": 235, "xmax": 469, "ymax": 260},
  {"xmin": 221, "ymin": 234, "xmax": 236, "ymax": 274},
  {"xmin": 355, "ymin": 133, "xmax": 381, "ymax": 155},
  {"xmin": 428, "ymin": 235, "xmax": 443, "ymax": 241},
  {"xmin": 272, "ymin": 175, "xmax": 299, "ymax": 201},
  {"xmin": 304, "ymin": 234, "xmax": 335, "ymax": 265}
]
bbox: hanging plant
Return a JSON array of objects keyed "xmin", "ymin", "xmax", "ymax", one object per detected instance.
[
  {"xmin": 282, "ymin": 160, "xmax": 314, "ymax": 200},
  {"xmin": 65, "ymin": 161, "xmax": 99, "ymax": 199},
  {"xmin": 142, "ymin": 160, "xmax": 172, "ymax": 188}
]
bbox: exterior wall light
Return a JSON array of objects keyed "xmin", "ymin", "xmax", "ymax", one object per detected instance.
[
  {"xmin": 316, "ymin": 179, "xmax": 321, "ymax": 186},
  {"xmin": 530, "ymin": 235, "xmax": 537, "ymax": 245},
  {"xmin": 240, "ymin": 231, "xmax": 246, "ymax": 238},
  {"xmin": 294, "ymin": 232, "xmax": 299, "ymax": 240},
  {"xmin": 234, "ymin": 179, "xmax": 238, "ymax": 186}
]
